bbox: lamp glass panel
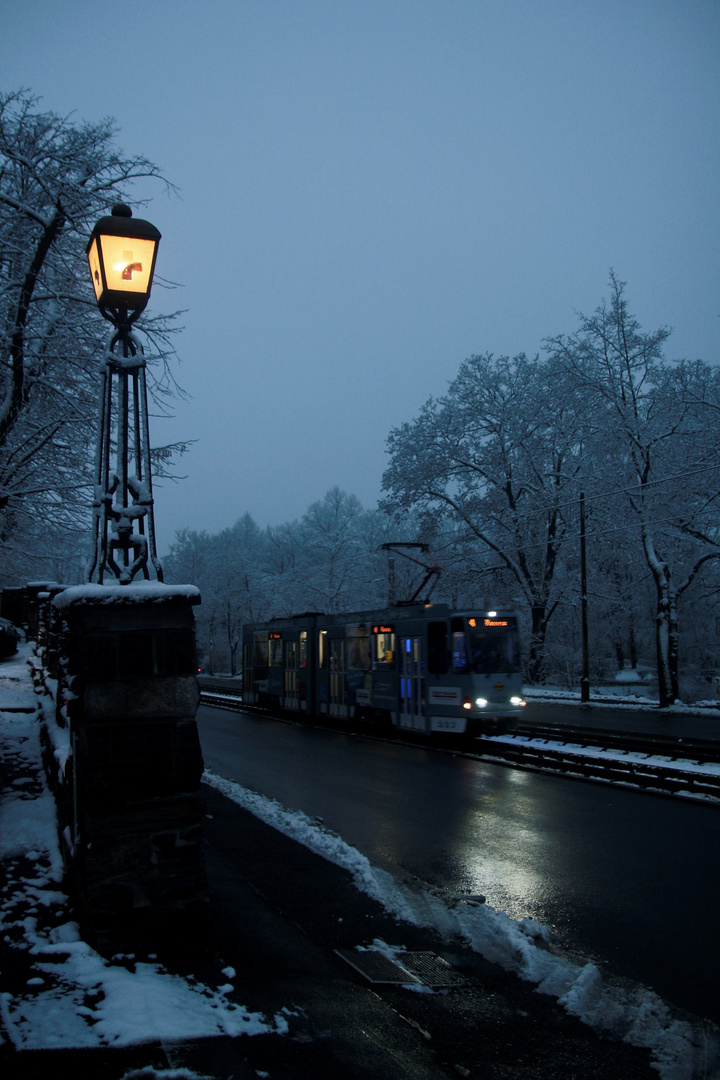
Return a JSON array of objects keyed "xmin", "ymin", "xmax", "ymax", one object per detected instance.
[
  {"xmin": 97, "ymin": 234, "xmax": 157, "ymax": 296},
  {"xmin": 87, "ymin": 238, "xmax": 104, "ymax": 301}
]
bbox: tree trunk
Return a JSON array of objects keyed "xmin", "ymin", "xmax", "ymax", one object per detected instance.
[
  {"xmin": 668, "ymin": 589, "xmax": 680, "ymax": 703},
  {"xmin": 653, "ymin": 576, "xmax": 679, "ymax": 707},
  {"xmin": 0, "ymin": 207, "xmax": 66, "ymax": 449},
  {"xmin": 642, "ymin": 528, "xmax": 678, "ymax": 707},
  {"xmin": 526, "ymin": 603, "xmax": 550, "ymax": 684}
]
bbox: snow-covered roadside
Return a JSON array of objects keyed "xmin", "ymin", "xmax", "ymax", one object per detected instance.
[
  {"xmin": 2, "ymin": 644, "xmax": 717, "ymax": 1079},
  {"xmin": 524, "ymin": 686, "xmax": 720, "ymax": 717},
  {"xmin": 204, "ymin": 770, "xmax": 719, "ymax": 1080},
  {"xmin": 0, "ymin": 647, "xmax": 287, "ymax": 1054}
]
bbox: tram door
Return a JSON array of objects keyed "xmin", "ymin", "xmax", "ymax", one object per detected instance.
[
  {"xmin": 329, "ymin": 638, "xmax": 346, "ymax": 717},
  {"xmin": 399, "ymin": 636, "xmax": 424, "ymax": 730}
]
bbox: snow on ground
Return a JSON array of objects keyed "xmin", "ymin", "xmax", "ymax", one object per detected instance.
[
  {"xmin": 0, "ymin": 648, "xmax": 287, "ymax": 1056},
  {"xmin": 205, "ymin": 769, "xmax": 720, "ymax": 1080},
  {"xmin": 525, "ymin": 685, "xmax": 720, "ymax": 717}
]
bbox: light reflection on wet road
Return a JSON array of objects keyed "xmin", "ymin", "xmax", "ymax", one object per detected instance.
[{"xmin": 196, "ymin": 705, "xmax": 720, "ymax": 1024}]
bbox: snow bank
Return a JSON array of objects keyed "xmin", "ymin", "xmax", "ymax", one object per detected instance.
[
  {"xmin": 203, "ymin": 770, "xmax": 417, "ymax": 923},
  {"xmin": 204, "ymin": 770, "xmax": 719, "ymax": 1080}
]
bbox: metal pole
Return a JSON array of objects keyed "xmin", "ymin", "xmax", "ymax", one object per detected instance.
[
  {"xmin": 88, "ymin": 328, "xmax": 163, "ymax": 584},
  {"xmin": 580, "ymin": 491, "xmax": 590, "ymax": 703},
  {"xmin": 138, "ymin": 364, "xmax": 164, "ymax": 581}
]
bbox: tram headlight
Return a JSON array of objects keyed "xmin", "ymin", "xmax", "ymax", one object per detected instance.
[
  {"xmin": 510, "ymin": 696, "xmax": 526, "ymax": 707},
  {"xmin": 475, "ymin": 697, "xmax": 488, "ymax": 708}
]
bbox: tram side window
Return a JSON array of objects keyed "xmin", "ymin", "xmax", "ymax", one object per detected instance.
[
  {"xmin": 372, "ymin": 631, "xmax": 395, "ymax": 668},
  {"xmin": 318, "ymin": 630, "xmax": 327, "ymax": 669},
  {"xmin": 428, "ymin": 621, "xmax": 449, "ymax": 674},
  {"xmin": 348, "ymin": 625, "xmax": 371, "ymax": 671},
  {"xmin": 269, "ymin": 636, "xmax": 283, "ymax": 666}
]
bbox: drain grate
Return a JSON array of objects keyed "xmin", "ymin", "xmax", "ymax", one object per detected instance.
[
  {"xmin": 400, "ymin": 951, "xmax": 466, "ymax": 986},
  {"xmin": 335, "ymin": 948, "xmax": 465, "ymax": 987}
]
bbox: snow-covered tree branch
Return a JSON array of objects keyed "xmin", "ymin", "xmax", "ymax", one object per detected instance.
[{"xmin": 0, "ymin": 89, "xmax": 186, "ymax": 583}]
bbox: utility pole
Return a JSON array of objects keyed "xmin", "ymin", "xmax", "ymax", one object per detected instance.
[{"xmin": 580, "ymin": 491, "xmax": 590, "ymax": 703}]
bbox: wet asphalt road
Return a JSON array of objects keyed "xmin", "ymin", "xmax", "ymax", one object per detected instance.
[{"xmin": 195, "ymin": 703, "xmax": 720, "ymax": 1026}]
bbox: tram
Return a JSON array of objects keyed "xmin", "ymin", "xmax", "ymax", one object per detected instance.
[{"xmin": 241, "ymin": 602, "xmax": 525, "ymax": 736}]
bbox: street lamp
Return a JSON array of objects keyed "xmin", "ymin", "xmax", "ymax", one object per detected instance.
[
  {"xmin": 86, "ymin": 204, "xmax": 164, "ymax": 584},
  {"xmin": 87, "ymin": 203, "xmax": 161, "ymax": 330}
]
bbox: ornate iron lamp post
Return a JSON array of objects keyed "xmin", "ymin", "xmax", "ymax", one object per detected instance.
[{"xmin": 86, "ymin": 204, "xmax": 164, "ymax": 583}]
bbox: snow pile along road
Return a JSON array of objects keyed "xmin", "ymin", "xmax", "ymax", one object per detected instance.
[{"xmin": 204, "ymin": 770, "xmax": 719, "ymax": 1080}]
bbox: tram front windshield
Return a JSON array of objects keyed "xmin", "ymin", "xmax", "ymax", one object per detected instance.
[{"xmin": 452, "ymin": 616, "xmax": 520, "ymax": 674}]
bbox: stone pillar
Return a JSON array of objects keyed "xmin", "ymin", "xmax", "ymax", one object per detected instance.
[{"xmin": 51, "ymin": 583, "xmax": 208, "ymax": 955}]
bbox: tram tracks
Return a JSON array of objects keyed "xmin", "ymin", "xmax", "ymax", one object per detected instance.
[
  {"xmin": 199, "ymin": 690, "xmax": 720, "ymax": 804},
  {"xmin": 516, "ymin": 720, "xmax": 720, "ymax": 764},
  {"xmin": 476, "ymin": 730, "xmax": 720, "ymax": 803}
]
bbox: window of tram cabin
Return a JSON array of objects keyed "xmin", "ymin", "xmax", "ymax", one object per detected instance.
[
  {"xmin": 467, "ymin": 616, "xmax": 521, "ymax": 673},
  {"xmin": 318, "ymin": 629, "xmax": 328, "ymax": 669},
  {"xmin": 299, "ymin": 630, "xmax": 308, "ymax": 667},
  {"xmin": 451, "ymin": 617, "xmax": 468, "ymax": 672},
  {"xmin": 451, "ymin": 615, "xmax": 521, "ymax": 674},
  {"xmin": 371, "ymin": 625, "xmax": 395, "ymax": 668}
]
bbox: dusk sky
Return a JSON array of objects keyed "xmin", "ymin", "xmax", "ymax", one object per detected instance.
[{"xmin": 2, "ymin": 1, "xmax": 718, "ymax": 554}]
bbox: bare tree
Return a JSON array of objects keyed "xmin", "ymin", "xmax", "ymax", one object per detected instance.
[
  {"xmin": 545, "ymin": 273, "xmax": 720, "ymax": 705},
  {"xmin": 382, "ymin": 352, "xmax": 588, "ymax": 681}
]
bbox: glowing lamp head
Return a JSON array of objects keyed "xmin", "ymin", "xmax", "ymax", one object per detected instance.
[{"xmin": 87, "ymin": 204, "xmax": 161, "ymax": 327}]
